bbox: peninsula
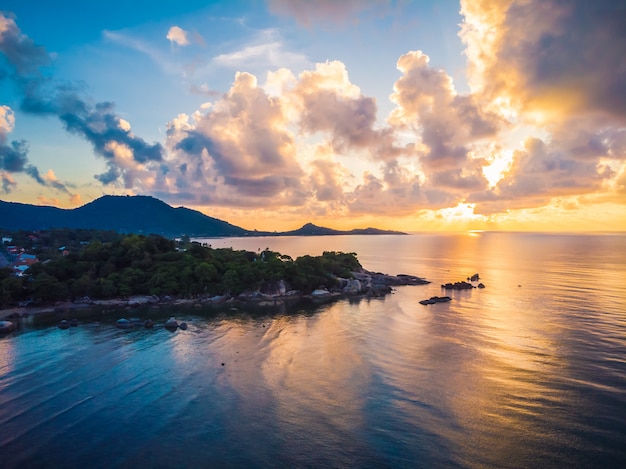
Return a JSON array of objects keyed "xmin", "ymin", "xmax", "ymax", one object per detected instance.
[{"xmin": 0, "ymin": 230, "xmax": 428, "ymax": 319}]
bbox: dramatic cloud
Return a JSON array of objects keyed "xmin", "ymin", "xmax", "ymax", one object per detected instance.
[
  {"xmin": 166, "ymin": 26, "xmax": 190, "ymax": 46},
  {"xmin": 0, "ymin": 105, "xmax": 74, "ymax": 194},
  {"xmin": 346, "ymin": 161, "xmax": 456, "ymax": 215},
  {"xmin": 460, "ymin": 0, "xmax": 626, "ymax": 121},
  {"xmin": 470, "ymin": 137, "xmax": 615, "ymax": 214},
  {"xmin": 458, "ymin": 0, "xmax": 626, "ymax": 213},
  {"xmin": 0, "ymin": 105, "xmax": 42, "ymax": 192},
  {"xmin": 386, "ymin": 49, "xmax": 496, "ymax": 207},
  {"xmin": 0, "ymin": 12, "xmax": 164, "ymax": 190},
  {"xmin": 2, "ymin": 3, "xmax": 625, "ymax": 224},
  {"xmin": 290, "ymin": 61, "xmax": 403, "ymax": 160},
  {"xmin": 163, "ymin": 72, "xmax": 306, "ymax": 207}
]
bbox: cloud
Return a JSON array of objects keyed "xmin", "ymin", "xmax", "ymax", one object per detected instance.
[
  {"xmin": 36, "ymin": 195, "xmax": 60, "ymax": 206},
  {"xmin": 163, "ymin": 72, "xmax": 306, "ymax": 207},
  {"xmin": 308, "ymin": 159, "xmax": 347, "ymax": 202},
  {"xmin": 346, "ymin": 162, "xmax": 456, "ymax": 215},
  {"xmin": 0, "ymin": 14, "xmax": 164, "ymax": 189},
  {"xmin": 189, "ymin": 83, "xmax": 221, "ymax": 97},
  {"xmin": 212, "ymin": 29, "xmax": 310, "ymax": 72},
  {"xmin": 103, "ymin": 30, "xmax": 179, "ymax": 74},
  {"xmin": 458, "ymin": 0, "xmax": 626, "ymax": 213},
  {"xmin": 166, "ymin": 26, "xmax": 190, "ymax": 46},
  {"xmin": 0, "ymin": 13, "xmax": 50, "ymax": 75},
  {"xmin": 289, "ymin": 61, "xmax": 403, "ymax": 160},
  {"xmin": 267, "ymin": 0, "xmax": 390, "ymax": 27},
  {"xmin": 0, "ymin": 172, "xmax": 16, "ymax": 192},
  {"xmin": 469, "ymin": 137, "xmax": 615, "ymax": 214},
  {"xmin": 0, "ymin": 105, "xmax": 15, "ymax": 135},
  {"xmin": 460, "ymin": 0, "xmax": 626, "ymax": 121},
  {"xmin": 3, "ymin": 6, "xmax": 626, "ymax": 222},
  {"xmin": 390, "ymin": 51, "xmax": 499, "ymax": 169}
]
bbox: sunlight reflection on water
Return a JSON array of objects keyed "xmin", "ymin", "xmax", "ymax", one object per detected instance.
[{"xmin": 1, "ymin": 233, "xmax": 625, "ymax": 468}]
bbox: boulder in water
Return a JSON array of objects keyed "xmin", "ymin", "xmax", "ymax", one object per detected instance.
[
  {"xmin": 116, "ymin": 318, "xmax": 133, "ymax": 329},
  {"xmin": 164, "ymin": 317, "xmax": 179, "ymax": 330},
  {"xmin": 0, "ymin": 320, "xmax": 15, "ymax": 333},
  {"xmin": 419, "ymin": 296, "xmax": 452, "ymax": 305}
]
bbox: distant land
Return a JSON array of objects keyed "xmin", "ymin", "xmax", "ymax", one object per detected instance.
[{"xmin": 0, "ymin": 196, "xmax": 406, "ymax": 237}]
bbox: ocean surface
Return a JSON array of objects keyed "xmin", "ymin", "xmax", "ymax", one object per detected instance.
[{"xmin": 1, "ymin": 232, "xmax": 625, "ymax": 468}]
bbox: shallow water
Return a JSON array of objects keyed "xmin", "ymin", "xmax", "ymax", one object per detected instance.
[{"xmin": 1, "ymin": 232, "xmax": 625, "ymax": 468}]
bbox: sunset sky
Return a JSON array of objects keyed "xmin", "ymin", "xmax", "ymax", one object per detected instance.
[{"xmin": 1, "ymin": 0, "xmax": 625, "ymax": 232}]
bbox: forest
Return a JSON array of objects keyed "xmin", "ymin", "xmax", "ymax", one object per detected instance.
[{"xmin": 0, "ymin": 230, "xmax": 361, "ymax": 308}]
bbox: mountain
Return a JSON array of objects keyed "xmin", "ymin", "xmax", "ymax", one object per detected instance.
[
  {"xmin": 0, "ymin": 196, "xmax": 407, "ymax": 237},
  {"xmin": 0, "ymin": 196, "xmax": 247, "ymax": 237},
  {"xmin": 275, "ymin": 222, "xmax": 406, "ymax": 236}
]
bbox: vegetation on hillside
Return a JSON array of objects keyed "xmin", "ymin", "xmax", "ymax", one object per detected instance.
[{"xmin": 0, "ymin": 230, "xmax": 361, "ymax": 308}]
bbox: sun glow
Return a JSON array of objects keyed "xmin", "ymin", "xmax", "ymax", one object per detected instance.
[
  {"xmin": 483, "ymin": 148, "xmax": 514, "ymax": 187},
  {"xmin": 440, "ymin": 202, "xmax": 484, "ymax": 222}
]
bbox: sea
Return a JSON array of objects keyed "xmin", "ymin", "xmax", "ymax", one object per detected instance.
[{"xmin": 1, "ymin": 232, "xmax": 625, "ymax": 468}]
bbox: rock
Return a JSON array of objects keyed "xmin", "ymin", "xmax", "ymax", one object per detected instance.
[
  {"xmin": 342, "ymin": 279, "xmax": 363, "ymax": 294},
  {"xmin": 0, "ymin": 320, "xmax": 16, "ymax": 333},
  {"xmin": 441, "ymin": 281, "xmax": 474, "ymax": 290},
  {"xmin": 116, "ymin": 318, "xmax": 133, "ymax": 329},
  {"xmin": 468, "ymin": 273, "xmax": 480, "ymax": 282},
  {"xmin": 58, "ymin": 319, "xmax": 70, "ymax": 330},
  {"xmin": 144, "ymin": 319, "xmax": 154, "ymax": 328},
  {"xmin": 179, "ymin": 322, "xmax": 188, "ymax": 330},
  {"xmin": 477, "ymin": 283, "xmax": 485, "ymax": 289},
  {"xmin": 352, "ymin": 270, "xmax": 428, "ymax": 287},
  {"xmin": 311, "ymin": 289, "xmax": 332, "ymax": 298},
  {"xmin": 419, "ymin": 296, "xmax": 452, "ymax": 305},
  {"xmin": 128, "ymin": 296, "xmax": 157, "ymax": 307},
  {"xmin": 164, "ymin": 317, "xmax": 179, "ymax": 330}
]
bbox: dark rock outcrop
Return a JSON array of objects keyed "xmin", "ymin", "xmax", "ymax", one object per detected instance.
[
  {"xmin": 419, "ymin": 296, "xmax": 452, "ymax": 305},
  {"xmin": 441, "ymin": 281, "xmax": 474, "ymax": 290}
]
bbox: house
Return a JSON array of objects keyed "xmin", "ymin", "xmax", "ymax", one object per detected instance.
[
  {"xmin": 13, "ymin": 253, "xmax": 39, "ymax": 276},
  {"xmin": 13, "ymin": 265, "xmax": 30, "ymax": 277},
  {"xmin": 15, "ymin": 253, "xmax": 38, "ymax": 266}
]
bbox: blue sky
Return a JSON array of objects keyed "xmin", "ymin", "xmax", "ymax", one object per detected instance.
[{"xmin": 1, "ymin": 1, "xmax": 625, "ymax": 231}]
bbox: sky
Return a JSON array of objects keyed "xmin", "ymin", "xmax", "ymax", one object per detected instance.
[{"xmin": 1, "ymin": 0, "xmax": 625, "ymax": 232}]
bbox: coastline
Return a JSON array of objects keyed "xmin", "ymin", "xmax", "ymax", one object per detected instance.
[{"xmin": 1, "ymin": 269, "xmax": 430, "ymax": 323}]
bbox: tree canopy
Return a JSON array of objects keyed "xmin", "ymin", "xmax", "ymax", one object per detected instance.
[{"xmin": 0, "ymin": 230, "xmax": 361, "ymax": 308}]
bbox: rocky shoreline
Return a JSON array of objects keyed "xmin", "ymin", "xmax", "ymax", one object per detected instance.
[{"xmin": 0, "ymin": 269, "xmax": 430, "ymax": 327}]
